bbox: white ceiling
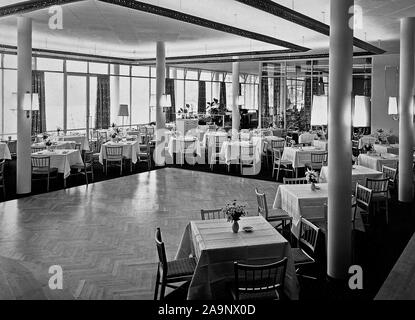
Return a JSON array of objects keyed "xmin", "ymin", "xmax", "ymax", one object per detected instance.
[{"xmin": 0, "ymin": 0, "xmax": 414, "ymax": 72}]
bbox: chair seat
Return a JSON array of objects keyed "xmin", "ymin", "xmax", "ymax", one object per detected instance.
[
  {"xmin": 32, "ymin": 167, "xmax": 58, "ymax": 175},
  {"xmin": 275, "ymin": 160, "xmax": 292, "ymax": 166},
  {"xmin": 267, "ymin": 208, "xmax": 291, "ymax": 221},
  {"xmin": 166, "ymin": 257, "xmax": 197, "ymax": 278},
  {"xmin": 71, "ymin": 163, "xmax": 92, "ymax": 170},
  {"xmin": 138, "ymin": 153, "xmax": 150, "ymax": 158},
  {"xmin": 106, "ymin": 157, "xmax": 123, "ymax": 161},
  {"xmin": 291, "ymin": 248, "xmax": 314, "ymax": 265},
  {"xmin": 371, "ymin": 193, "xmax": 389, "ymax": 201},
  {"xmin": 231, "ymin": 288, "xmax": 280, "ymax": 301}
]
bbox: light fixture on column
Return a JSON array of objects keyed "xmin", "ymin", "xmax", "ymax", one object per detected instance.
[
  {"xmin": 353, "ymin": 95, "xmax": 371, "ymax": 127},
  {"xmin": 387, "ymin": 96, "xmax": 399, "ymax": 121},
  {"xmin": 118, "ymin": 104, "xmax": 129, "ymax": 127},
  {"xmin": 12, "ymin": 92, "xmax": 39, "ymax": 118},
  {"xmin": 161, "ymin": 94, "xmax": 172, "ymax": 112},
  {"xmin": 310, "ymin": 95, "xmax": 328, "ymax": 127}
]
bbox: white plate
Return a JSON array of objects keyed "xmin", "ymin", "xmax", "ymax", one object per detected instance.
[{"xmin": 242, "ymin": 226, "xmax": 253, "ymax": 233}]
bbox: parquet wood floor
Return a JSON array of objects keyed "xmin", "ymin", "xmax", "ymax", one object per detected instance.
[{"xmin": 0, "ymin": 168, "xmax": 277, "ymax": 300}]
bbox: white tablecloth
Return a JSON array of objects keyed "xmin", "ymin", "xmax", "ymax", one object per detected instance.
[
  {"xmin": 312, "ymin": 140, "xmax": 328, "ymax": 151},
  {"xmin": 168, "ymin": 137, "xmax": 201, "ymax": 156},
  {"xmin": 31, "ymin": 149, "xmax": 84, "ymax": 179},
  {"xmin": 357, "ymin": 153, "xmax": 398, "ymax": 171},
  {"xmin": 358, "ymin": 136, "xmax": 377, "ymax": 149},
  {"xmin": 261, "ymin": 136, "xmax": 285, "ymax": 153},
  {"xmin": 373, "ymin": 144, "xmax": 399, "ymax": 155},
  {"xmin": 298, "ymin": 133, "xmax": 317, "ymax": 144},
  {"xmin": 202, "ymin": 131, "xmax": 228, "ymax": 147},
  {"xmin": 99, "ymin": 140, "xmax": 139, "ymax": 164},
  {"xmin": 32, "ymin": 141, "xmax": 76, "ymax": 150},
  {"xmin": 273, "ymin": 183, "xmax": 329, "ymax": 237},
  {"xmin": 281, "ymin": 146, "xmax": 327, "ymax": 168},
  {"xmin": 0, "ymin": 142, "xmax": 11, "ymax": 160},
  {"xmin": 319, "ymin": 165, "xmax": 384, "ymax": 193},
  {"xmin": 175, "ymin": 216, "xmax": 299, "ymax": 300},
  {"xmin": 219, "ymin": 140, "xmax": 261, "ymax": 164},
  {"xmin": 58, "ymin": 135, "xmax": 89, "ymax": 150}
]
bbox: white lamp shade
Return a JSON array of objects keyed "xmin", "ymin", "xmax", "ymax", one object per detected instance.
[
  {"xmin": 388, "ymin": 97, "xmax": 398, "ymax": 115},
  {"xmin": 237, "ymin": 95, "xmax": 245, "ymax": 106},
  {"xmin": 353, "ymin": 95, "xmax": 370, "ymax": 127},
  {"xmin": 161, "ymin": 94, "xmax": 172, "ymax": 108},
  {"xmin": 31, "ymin": 93, "xmax": 40, "ymax": 111},
  {"xmin": 23, "ymin": 93, "xmax": 32, "ymax": 110},
  {"xmin": 310, "ymin": 95, "xmax": 328, "ymax": 126},
  {"xmin": 118, "ymin": 104, "xmax": 129, "ymax": 117}
]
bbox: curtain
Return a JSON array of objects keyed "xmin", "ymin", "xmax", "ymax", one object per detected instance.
[
  {"xmin": 96, "ymin": 75, "xmax": 111, "ymax": 129},
  {"xmin": 198, "ymin": 81, "xmax": 206, "ymax": 113},
  {"xmin": 31, "ymin": 71, "xmax": 46, "ymax": 134},
  {"xmin": 273, "ymin": 69, "xmax": 281, "ymax": 127},
  {"xmin": 219, "ymin": 81, "xmax": 226, "ymax": 113},
  {"xmin": 165, "ymin": 78, "xmax": 176, "ymax": 123},
  {"xmin": 261, "ymin": 65, "xmax": 269, "ymax": 118}
]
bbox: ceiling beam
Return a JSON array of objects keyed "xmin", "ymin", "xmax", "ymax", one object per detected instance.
[
  {"xmin": 0, "ymin": 0, "xmax": 83, "ymax": 18},
  {"xmin": 235, "ymin": 0, "xmax": 385, "ymax": 55},
  {"xmin": 98, "ymin": 0, "xmax": 309, "ymax": 52}
]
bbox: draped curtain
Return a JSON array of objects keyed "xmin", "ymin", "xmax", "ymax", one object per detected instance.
[
  {"xmin": 198, "ymin": 81, "xmax": 206, "ymax": 113},
  {"xmin": 273, "ymin": 69, "xmax": 281, "ymax": 127},
  {"xmin": 96, "ymin": 75, "xmax": 111, "ymax": 129},
  {"xmin": 165, "ymin": 78, "xmax": 176, "ymax": 123},
  {"xmin": 31, "ymin": 71, "xmax": 46, "ymax": 134},
  {"xmin": 261, "ymin": 67, "xmax": 269, "ymax": 118},
  {"xmin": 219, "ymin": 81, "xmax": 226, "ymax": 113}
]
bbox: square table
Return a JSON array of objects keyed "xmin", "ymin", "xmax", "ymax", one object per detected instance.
[
  {"xmin": 281, "ymin": 146, "xmax": 327, "ymax": 176},
  {"xmin": 373, "ymin": 144, "xmax": 399, "ymax": 155},
  {"xmin": 167, "ymin": 136, "xmax": 202, "ymax": 165},
  {"xmin": 0, "ymin": 142, "xmax": 11, "ymax": 160},
  {"xmin": 58, "ymin": 135, "xmax": 89, "ymax": 151},
  {"xmin": 175, "ymin": 216, "xmax": 299, "ymax": 300},
  {"xmin": 32, "ymin": 141, "xmax": 76, "ymax": 150},
  {"xmin": 219, "ymin": 140, "xmax": 261, "ymax": 164},
  {"xmin": 319, "ymin": 165, "xmax": 384, "ymax": 193},
  {"xmin": 358, "ymin": 136, "xmax": 377, "ymax": 149},
  {"xmin": 31, "ymin": 149, "xmax": 84, "ymax": 179},
  {"xmin": 273, "ymin": 183, "xmax": 329, "ymax": 237},
  {"xmin": 357, "ymin": 153, "xmax": 398, "ymax": 171},
  {"xmin": 99, "ymin": 140, "xmax": 139, "ymax": 165},
  {"xmin": 312, "ymin": 140, "xmax": 328, "ymax": 151}
]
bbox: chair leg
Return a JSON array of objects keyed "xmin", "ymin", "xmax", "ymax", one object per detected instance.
[
  {"xmin": 160, "ymin": 281, "xmax": 166, "ymax": 300},
  {"xmin": 47, "ymin": 174, "xmax": 50, "ymax": 192},
  {"xmin": 85, "ymin": 171, "xmax": 88, "ymax": 186},
  {"xmin": 154, "ymin": 266, "xmax": 160, "ymax": 300},
  {"xmin": 385, "ymin": 198, "xmax": 389, "ymax": 224}
]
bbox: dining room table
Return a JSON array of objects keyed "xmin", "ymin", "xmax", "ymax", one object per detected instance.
[
  {"xmin": 281, "ymin": 146, "xmax": 327, "ymax": 176},
  {"xmin": 357, "ymin": 152, "xmax": 399, "ymax": 171},
  {"xmin": 373, "ymin": 144, "xmax": 400, "ymax": 155},
  {"xmin": 0, "ymin": 142, "xmax": 11, "ymax": 160},
  {"xmin": 319, "ymin": 165, "xmax": 384, "ymax": 193},
  {"xmin": 358, "ymin": 135, "xmax": 377, "ymax": 149},
  {"xmin": 175, "ymin": 216, "xmax": 300, "ymax": 300},
  {"xmin": 167, "ymin": 135, "xmax": 202, "ymax": 165},
  {"xmin": 99, "ymin": 140, "xmax": 139, "ymax": 165},
  {"xmin": 31, "ymin": 149, "xmax": 84, "ymax": 180},
  {"xmin": 32, "ymin": 140, "xmax": 76, "ymax": 150},
  {"xmin": 57, "ymin": 134, "xmax": 89, "ymax": 150},
  {"xmin": 312, "ymin": 140, "xmax": 328, "ymax": 151}
]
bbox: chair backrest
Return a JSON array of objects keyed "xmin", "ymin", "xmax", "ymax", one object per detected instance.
[
  {"xmin": 355, "ymin": 183, "xmax": 373, "ymax": 210},
  {"xmin": 285, "ymin": 136, "xmax": 293, "ymax": 146},
  {"xmin": 233, "ymin": 257, "xmax": 288, "ymax": 300},
  {"xmin": 271, "ymin": 140, "xmax": 285, "ymax": 149},
  {"xmin": 75, "ymin": 143, "xmax": 82, "ymax": 151},
  {"xmin": 382, "ymin": 165, "xmax": 397, "ymax": 183},
  {"xmin": 311, "ymin": 152, "xmax": 328, "ymax": 164},
  {"xmin": 31, "ymin": 156, "xmax": 50, "ymax": 169},
  {"xmin": 200, "ymin": 209, "xmax": 227, "ymax": 220},
  {"xmin": 31, "ymin": 146, "xmax": 46, "ymax": 153},
  {"xmin": 155, "ymin": 228, "xmax": 168, "ymax": 275},
  {"xmin": 0, "ymin": 160, "xmax": 5, "ymax": 178},
  {"xmin": 365, "ymin": 177, "xmax": 389, "ymax": 194},
  {"xmin": 105, "ymin": 145, "xmax": 123, "ymax": 159},
  {"xmin": 255, "ymin": 188, "xmax": 269, "ymax": 219},
  {"xmin": 240, "ymin": 144, "xmax": 255, "ymax": 161},
  {"xmin": 139, "ymin": 126, "xmax": 147, "ymax": 135},
  {"xmin": 283, "ymin": 177, "xmax": 308, "ymax": 185},
  {"xmin": 83, "ymin": 151, "xmax": 93, "ymax": 164},
  {"xmin": 6, "ymin": 140, "xmax": 17, "ymax": 154},
  {"xmin": 298, "ymin": 218, "xmax": 320, "ymax": 254}
]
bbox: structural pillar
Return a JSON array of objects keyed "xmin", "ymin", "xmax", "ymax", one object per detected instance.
[
  {"xmin": 113, "ymin": 64, "xmax": 120, "ymax": 126},
  {"xmin": 398, "ymin": 18, "xmax": 415, "ymax": 203},
  {"xmin": 327, "ymin": 0, "xmax": 354, "ymax": 279},
  {"xmin": 16, "ymin": 17, "xmax": 32, "ymax": 195},
  {"xmin": 258, "ymin": 62, "xmax": 263, "ymax": 129},
  {"xmin": 156, "ymin": 41, "xmax": 166, "ymax": 130},
  {"xmin": 232, "ymin": 61, "xmax": 240, "ymax": 136}
]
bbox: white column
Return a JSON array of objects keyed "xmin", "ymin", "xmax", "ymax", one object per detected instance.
[
  {"xmin": 16, "ymin": 17, "xmax": 32, "ymax": 195},
  {"xmin": 398, "ymin": 18, "xmax": 415, "ymax": 202},
  {"xmin": 232, "ymin": 61, "xmax": 240, "ymax": 135},
  {"xmin": 113, "ymin": 64, "xmax": 120, "ymax": 127},
  {"xmin": 156, "ymin": 41, "xmax": 166, "ymax": 130},
  {"xmin": 327, "ymin": 0, "xmax": 354, "ymax": 279},
  {"xmin": 258, "ymin": 62, "xmax": 263, "ymax": 129}
]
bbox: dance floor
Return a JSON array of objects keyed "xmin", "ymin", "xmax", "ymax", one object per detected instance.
[{"xmin": 0, "ymin": 168, "xmax": 277, "ymax": 299}]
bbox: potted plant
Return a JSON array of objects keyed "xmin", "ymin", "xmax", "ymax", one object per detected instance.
[{"xmin": 221, "ymin": 201, "xmax": 248, "ymax": 233}]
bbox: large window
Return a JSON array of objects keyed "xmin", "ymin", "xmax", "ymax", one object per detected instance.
[
  {"xmin": 132, "ymin": 78, "xmax": 150, "ymax": 124},
  {"xmin": 45, "ymin": 72, "xmax": 64, "ymax": 130},
  {"xmin": 67, "ymin": 76, "xmax": 86, "ymax": 130},
  {"xmin": 185, "ymin": 80, "xmax": 198, "ymax": 112},
  {"xmin": 89, "ymin": 76, "xmax": 97, "ymax": 130},
  {"xmin": 3, "ymin": 70, "xmax": 17, "ymax": 135}
]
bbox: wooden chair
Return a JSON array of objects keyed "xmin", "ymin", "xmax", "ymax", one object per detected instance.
[
  {"xmin": 31, "ymin": 146, "xmax": 46, "ymax": 153},
  {"xmin": 240, "ymin": 143, "xmax": 256, "ymax": 174},
  {"xmin": 91, "ymin": 138, "xmax": 104, "ymax": 172},
  {"xmin": 262, "ymin": 141, "xmax": 271, "ymax": 169},
  {"xmin": 138, "ymin": 135, "xmax": 152, "ymax": 170},
  {"xmin": 231, "ymin": 257, "xmax": 288, "ymax": 301},
  {"xmin": 154, "ymin": 227, "xmax": 197, "ymax": 300},
  {"xmin": 180, "ymin": 138, "xmax": 197, "ymax": 166},
  {"xmin": 271, "ymin": 139, "xmax": 285, "ymax": 150},
  {"xmin": 70, "ymin": 151, "xmax": 94, "ymax": 186},
  {"xmin": 285, "ymin": 135, "xmax": 293, "ymax": 147},
  {"xmin": 210, "ymin": 135, "xmax": 226, "ymax": 171},
  {"xmin": 352, "ymin": 183, "xmax": 373, "ymax": 225},
  {"xmin": 75, "ymin": 143, "xmax": 82, "ymax": 151},
  {"xmin": 272, "ymin": 149, "xmax": 294, "ymax": 181},
  {"xmin": 291, "ymin": 218, "xmax": 320, "ymax": 280},
  {"xmin": 309, "ymin": 152, "xmax": 328, "ymax": 171},
  {"xmin": 0, "ymin": 160, "xmax": 6, "ymax": 199},
  {"xmin": 382, "ymin": 165, "xmax": 397, "ymax": 191},
  {"xmin": 6, "ymin": 140, "xmax": 17, "ymax": 159},
  {"xmin": 104, "ymin": 145, "xmax": 123, "ymax": 175},
  {"xmin": 255, "ymin": 188, "xmax": 292, "ymax": 240},
  {"xmin": 283, "ymin": 177, "xmax": 308, "ymax": 185},
  {"xmin": 200, "ymin": 209, "xmax": 227, "ymax": 220},
  {"xmin": 365, "ymin": 177, "xmax": 390, "ymax": 224},
  {"xmin": 31, "ymin": 156, "xmax": 58, "ymax": 192}
]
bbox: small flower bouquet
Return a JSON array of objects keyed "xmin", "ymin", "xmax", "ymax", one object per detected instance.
[
  {"xmin": 42, "ymin": 133, "xmax": 49, "ymax": 141},
  {"xmin": 306, "ymin": 169, "xmax": 318, "ymax": 184},
  {"xmin": 221, "ymin": 200, "xmax": 247, "ymax": 223},
  {"xmin": 56, "ymin": 127, "xmax": 62, "ymax": 136}
]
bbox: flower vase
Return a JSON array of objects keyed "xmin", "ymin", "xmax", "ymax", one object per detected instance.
[
  {"xmin": 311, "ymin": 182, "xmax": 316, "ymax": 191},
  {"xmin": 232, "ymin": 220, "xmax": 239, "ymax": 233}
]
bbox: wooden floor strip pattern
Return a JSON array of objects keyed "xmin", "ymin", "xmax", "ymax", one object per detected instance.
[{"xmin": 0, "ymin": 168, "xmax": 277, "ymax": 300}]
